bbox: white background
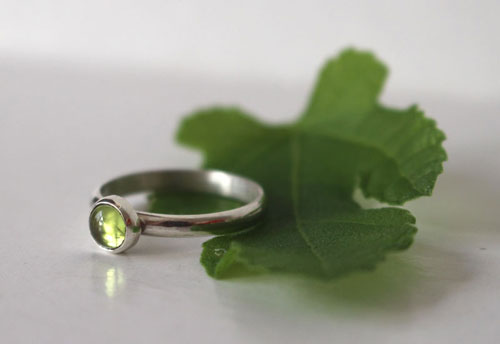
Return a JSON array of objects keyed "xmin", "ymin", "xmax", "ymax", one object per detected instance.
[{"xmin": 1, "ymin": 1, "xmax": 499, "ymax": 343}]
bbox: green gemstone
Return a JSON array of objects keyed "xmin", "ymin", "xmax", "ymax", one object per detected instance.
[{"xmin": 90, "ymin": 205, "xmax": 126, "ymax": 249}]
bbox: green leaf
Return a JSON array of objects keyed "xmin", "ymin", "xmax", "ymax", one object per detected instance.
[
  {"xmin": 167, "ymin": 48, "xmax": 446, "ymax": 279},
  {"xmin": 150, "ymin": 191, "xmax": 243, "ymax": 215}
]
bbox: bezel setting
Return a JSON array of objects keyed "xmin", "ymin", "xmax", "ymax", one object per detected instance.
[{"xmin": 89, "ymin": 195, "xmax": 142, "ymax": 253}]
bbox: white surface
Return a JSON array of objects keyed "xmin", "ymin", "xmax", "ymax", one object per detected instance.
[
  {"xmin": 1, "ymin": 1, "xmax": 500, "ymax": 343},
  {"xmin": 1, "ymin": 0, "xmax": 500, "ymax": 101}
]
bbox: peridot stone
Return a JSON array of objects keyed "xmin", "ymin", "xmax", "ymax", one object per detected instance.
[{"xmin": 90, "ymin": 205, "xmax": 126, "ymax": 249}]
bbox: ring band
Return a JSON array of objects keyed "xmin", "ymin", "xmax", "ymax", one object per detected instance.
[{"xmin": 89, "ymin": 169, "xmax": 265, "ymax": 253}]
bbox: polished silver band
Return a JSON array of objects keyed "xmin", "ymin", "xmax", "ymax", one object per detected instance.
[{"xmin": 89, "ymin": 169, "xmax": 265, "ymax": 253}]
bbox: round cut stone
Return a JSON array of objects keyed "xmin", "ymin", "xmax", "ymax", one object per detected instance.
[{"xmin": 90, "ymin": 205, "xmax": 126, "ymax": 249}]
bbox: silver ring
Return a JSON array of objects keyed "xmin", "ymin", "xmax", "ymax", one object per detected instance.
[{"xmin": 89, "ymin": 169, "xmax": 265, "ymax": 253}]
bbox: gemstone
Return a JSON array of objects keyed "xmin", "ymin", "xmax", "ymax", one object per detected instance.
[{"xmin": 90, "ymin": 205, "xmax": 126, "ymax": 249}]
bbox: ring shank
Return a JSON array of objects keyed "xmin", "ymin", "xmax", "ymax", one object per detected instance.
[{"xmin": 93, "ymin": 170, "xmax": 265, "ymax": 237}]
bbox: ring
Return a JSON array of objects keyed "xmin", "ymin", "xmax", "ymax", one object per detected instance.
[{"xmin": 89, "ymin": 169, "xmax": 265, "ymax": 253}]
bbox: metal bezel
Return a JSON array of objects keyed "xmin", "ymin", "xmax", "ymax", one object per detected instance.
[{"xmin": 89, "ymin": 195, "xmax": 142, "ymax": 253}]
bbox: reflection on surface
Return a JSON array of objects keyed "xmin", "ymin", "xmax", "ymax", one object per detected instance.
[
  {"xmin": 90, "ymin": 254, "xmax": 128, "ymax": 299},
  {"xmin": 213, "ymin": 240, "xmax": 472, "ymax": 320},
  {"xmin": 104, "ymin": 267, "xmax": 125, "ymax": 298}
]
